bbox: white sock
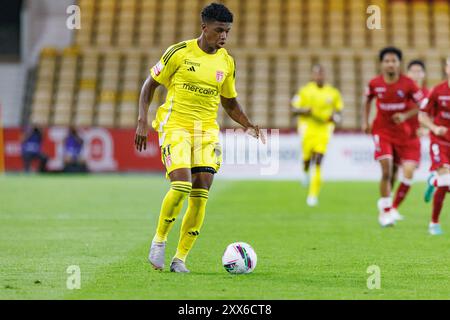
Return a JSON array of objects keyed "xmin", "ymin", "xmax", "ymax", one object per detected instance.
[
  {"xmin": 377, "ymin": 197, "xmax": 392, "ymax": 213},
  {"xmin": 401, "ymin": 178, "xmax": 413, "ymax": 186}
]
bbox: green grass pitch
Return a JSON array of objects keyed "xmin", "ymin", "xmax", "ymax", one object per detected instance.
[{"xmin": 1, "ymin": 174, "xmax": 449, "ymax": 300}]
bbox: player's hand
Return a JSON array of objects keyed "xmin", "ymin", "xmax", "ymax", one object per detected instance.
[
  {"xmin": 392, "ymin": 112, "xmax": 407, "ymax": 124},
  {"xmin": 134, "ymin": 119, "xmax": 149, "ymax": 152},
  {"xmin": 245, "ymin": 125, "xmax": 266, "ymax": 144},
  {"xmin": 432, "ymin": 126, "xmax": 448, "ymax": 136},
  {"xmin": 330, "ymin": 112, "xmax": 342, "ymax": 124},
  {"xmin": 362, "ymin": 122, "xmax": 371, "ymax": 134}
]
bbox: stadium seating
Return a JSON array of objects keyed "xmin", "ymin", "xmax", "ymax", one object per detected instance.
[{"xmin": 30, "ymin": 0, "xmax": 450, "ymax": 130}]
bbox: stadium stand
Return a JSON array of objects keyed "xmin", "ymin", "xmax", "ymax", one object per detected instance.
[{"xmin": 29, "ymin": 0, "xmax": 450, "ymax": 130}]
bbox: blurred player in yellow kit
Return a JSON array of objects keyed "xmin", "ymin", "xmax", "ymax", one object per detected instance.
[
  {"xmin": 291, "ymin": 64, "xmax": 344, "ymax": 207},
  {"xmin": 134, "ymin": 3, "xmax": 265, "ymax": 273}
]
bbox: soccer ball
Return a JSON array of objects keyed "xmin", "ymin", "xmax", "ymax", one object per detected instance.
[{"xmin": 222, "ymin": 242, "xmax": 257, "ymax": 274}]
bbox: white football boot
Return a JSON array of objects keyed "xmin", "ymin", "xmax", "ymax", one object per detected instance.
[
  {"xmin": 429, "ymin": 222, "xmax": 443, "ymax": 236},
  {"xmin": 306, "ymin": 196, "xmax": 318, "ymax": 207},
  {"xmin": 378, "ymin": 211, "xmax": 395, "ymax": 227},
  {"xmin": 148, "ymin": 241, "xmax": 166, "ymax": 270},
  {"xmin": 170, "ymin": 258, "xmax": 190, "ymax": 273},
  {"xmin": 390, "ymin": 208, "xmax": 404, "ymax": 221}
]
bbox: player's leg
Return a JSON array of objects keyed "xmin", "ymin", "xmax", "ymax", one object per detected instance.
[
  {"xmin": 37, "ymin": 153, "xmax": 48, "ymax": 173},
  {"xmin": 373, "ymin": 134, "xmax": 395, "ymax": 226},
  {"xmin": 301, "ymin": 136, "xmax": 313, "ymax": 187},
  {"xmin": 171, "ymin": 130, "xmax": 221, "ymax": 272},
  {"xmin": 378, "ymin": 157, "xmax": 395, "ymax": 226},
  {"xmin": 306, "ymin": 131, "xmax": 329, "ymax": 206},
  {"xmin": 149, "ymin": 130, "xmax": 193, "ymax": 270},
  {"xmin": 424, "ymin": 171, "xmax": 437, "ymax": 203},
  {"xmin": 428, "ymin": 142, "xmax": 450, "ymax": 235},
  {"xmin": 391, "ymin": 161, "xmax": 416, "ymax": 221},
  {"xmin": 154, "ymin": 169, "xmax": 192, "ymax": 242},
  {"xmin": 392, "ymin": 139, "xmax": 420, "ymax": 219},
  {"xmin": 303, "ymin": 159, "xmax": 311, "ymax": 175},
  {"xmin": 22, "ymin": 152, "xmax": 32, "ymax": 173},
  {"xmin": 172, "ymin": 170, "xmax": 214, "ymax": 272},
  {"xmin": 429, "ymin": 166, "xmax": 450, "ymax": 235},
  {"xmin": 391, "ymin": 163, "xmax": 399, "ymax": 190},
  {"xmin": 307, "ymin": 152, "xmax": 324, "ymax": 207},
  {"xmin": 425, "ymin": 143, "xmax": 442, "ymax": 203}
]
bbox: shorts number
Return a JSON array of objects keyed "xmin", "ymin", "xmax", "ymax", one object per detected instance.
[{"xmin": 432, "ymin": 144, "xmax": 440, "ymax": 156}]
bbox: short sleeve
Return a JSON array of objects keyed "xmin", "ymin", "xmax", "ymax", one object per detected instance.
[
  {"xmin": 150, "ymin": 42, "xmax": 186, "ymax": 87},
  {"xmin": 292, "ymin": 87, "xmax": 308, "ymax": 109},
  {"xmin": 221, "ymin": 56, "xmax": 238, "ymax": 99},
  {"xmin": 334, "ymin": 89, "xmax": 344, "ymax": 111},
  {"xmin": 420, "ymin": 87, "xmax": 437, "ymax": 116},
  {"xmin": 409, "ymin": 80, "xmax": 425, "ymax": 104},
  {"xmin": 365, "ymin": 80, "xmax": 375, "ymax": 101}
]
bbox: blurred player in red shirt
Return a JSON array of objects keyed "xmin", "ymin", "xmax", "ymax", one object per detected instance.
[
  {"xmin": 389, "ymin": 60, "xmax": 429, "ymax": 217},
  {"xmin": 406, "ymin": 60, "xmax": 429, "ymax": 140},
  {"xmin": 363, "ymin": 47, "xmax": 425, "ymax": 227},
  {"xmin": 419, "ymin": 57, "xmax": 450, "ymax": 235}
]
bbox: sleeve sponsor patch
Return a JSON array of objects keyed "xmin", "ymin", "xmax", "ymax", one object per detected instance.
[{"xmin": 152, "ymin": 61, "xmax": 164, "ymax": 76}]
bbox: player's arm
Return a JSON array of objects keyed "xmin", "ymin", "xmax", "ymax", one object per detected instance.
[
  {"xmin": 362, "ymin": 98, "xmax": 372, "ymax": 134},
  {"xmin": 330, "ymin": 89, "xmax": 344, "ymax": 125},
  {"xmin": 134, "ymin": 43, "xmax": 183, "ymax": 151},
  {"xmin": 362, "ymin": 83, "xmax": 375, "ymax": 134},
  {"xmin": 221, "ymin": 96, "xmax": 266, "ymax": 144},
  {"xmin": 221, "ymin": 56, "xmax": 266, "ymax": 143},
  {"xmin": 419, "ymin": 112, "xmax": 447, "ymax": 136},
  {"xmin": 135, "ymin": 75, "xmax": 161, "ymax": 152},
  {"xmin": 393, "ymin": 84, "xmax": 424, "ymax": 124},
  {"xmin": 419, "ymin": 92, "xmax": 447, "ymax": 136},
  {"xmin": 291, "ymin": 89, "xmax": 312, "ymax": 116},
  {"xmin": 291, "ymin": 107, "xmax": 312, "ymax": 116},
  {"xmin": 392, "ymin": 107, "xmax": 418, "ymax": 124}
]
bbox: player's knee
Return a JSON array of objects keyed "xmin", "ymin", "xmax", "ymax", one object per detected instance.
[
  {"xmin": 381, "ymin": 171, "xmax": 392, "ymax": 182},
  {"xmin": 170, "ymin": 181, "xmax": 192, "ymax": 201},
  {"xmin": 436, "ymin": 174, "xmax": 450, "ymax": 187},
  {"xmin": 401, "ymin": 178, "xmax": 413, "ymax": 186}
]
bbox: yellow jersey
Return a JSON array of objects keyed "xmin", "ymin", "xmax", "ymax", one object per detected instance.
[
  {"xmin": 150, "ymin": 39, "xmax": 237, "ymax": 133},
  {"xmin": 292, "ymin": 82, "xmax": 343, "ymax": 132}
]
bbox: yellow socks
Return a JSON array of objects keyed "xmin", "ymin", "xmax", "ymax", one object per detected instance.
[
  {"xmin": 174, "ymin": 189, "xmax": 209, "ymax": 262},
  {"xmin": 308, "ymin": 165, "xmax": 322, "ymax": 199},
  {"xmin": 153, "ymin": 181, "xmax": 192, "ymax": 243},
  {"xmin": 153, "ymin": 184, "xmax": 209, "ymax": 263}
]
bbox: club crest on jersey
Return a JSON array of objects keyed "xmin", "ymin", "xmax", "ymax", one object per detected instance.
[
  {"xmin": 152, "ymin": 61, "xmax": 164, "ymax": 76},
  {"xmin": 216, "ymin": 71, "xmax": 224, "ymax": 82},
  {"xmin": 397, "ymin": 90, "xmax": 405, "ymax": 98}
]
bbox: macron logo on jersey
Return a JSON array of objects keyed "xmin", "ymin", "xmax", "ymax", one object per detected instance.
[{"xmin": 152, "ymin": 61, "xmax": 164, "ymax": 76}]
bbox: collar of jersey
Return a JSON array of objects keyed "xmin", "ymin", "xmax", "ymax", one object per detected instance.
[{"xmin": 193, "ymin": 38, "xmax": 222, "ymax": 57}]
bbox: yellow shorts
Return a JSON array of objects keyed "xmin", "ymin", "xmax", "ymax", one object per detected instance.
[
  {"xmin": 159, "ymin": 129, "xmax": 222, "ymax": 177},
  {"xmin": 300, "ymin": 126, "xmax": 333, "ymax": 161}
]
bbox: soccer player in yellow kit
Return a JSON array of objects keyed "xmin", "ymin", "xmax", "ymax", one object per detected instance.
[
  {"xmin": 291, "ymin": 64, "xmax": 343, "ymax": 207},
  {"xmin": 134, "ymin": 3, "xmax": 265, "ymax": 273}
]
